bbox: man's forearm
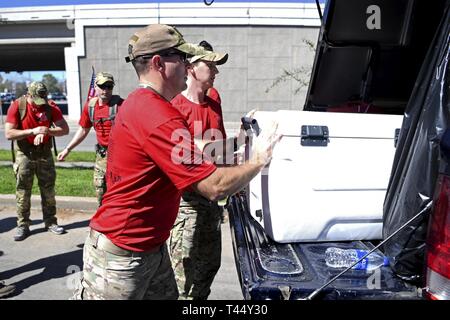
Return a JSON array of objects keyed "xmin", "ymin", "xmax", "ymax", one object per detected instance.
[
  {"xmin": 64, "ymin": 127, "xmax": 90, "ymax": 151},
  {"xmin": 48, "ymin": 126, "xmax": 68, "ymax": 137},
  {"xmin": 195, "ymin": 160, "xmax": 265, "ymax": 201},
  {"xmin": 215, "ymin": 161, "xmax": 264, "ymax": 198},
  {"xmin": 5, "ymin": 128, "xmax": 34, "ymax": 141},
  {"xmin": 201, "ymin": 137, "xmax": 237, "ymax": 163}
]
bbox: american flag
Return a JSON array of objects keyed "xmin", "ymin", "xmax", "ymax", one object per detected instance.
[{"xmin": 86, "ymin": 66, "xmax": 96, "ymax": 102}]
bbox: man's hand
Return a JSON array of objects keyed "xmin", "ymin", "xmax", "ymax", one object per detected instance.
[
  {"xmin": 250, "ymin": 120, "xmax": 281, "ymax": 166},
  {"xmin": 31, "ymin": 126, "xmax": 49, "ymax": 136},
  {"xmin": 57, "ymin": 148, "xmax": 70, "ymax": 161},
  {"xmin": 33, "ymin": 133, "xmax": 45, "ymax": 146},
  {"xmin": 236, "ymin": 109, "xmax": 257, "ymax": 145}
]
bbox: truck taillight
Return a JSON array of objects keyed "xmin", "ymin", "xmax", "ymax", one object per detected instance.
[{"xmin": 425, "ymin": 174, "xmax": 450, "ymax": 300}]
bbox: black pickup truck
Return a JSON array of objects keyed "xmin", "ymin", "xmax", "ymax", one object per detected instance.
[{"xmin": 228, "ymin": 0, "xmax": 450, "ymax": 300}]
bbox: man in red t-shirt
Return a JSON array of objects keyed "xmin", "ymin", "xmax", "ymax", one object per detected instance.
[
  {"xmin": 73, "ymin": 24, "xmax": 280, "ymax": 300},
  {"xmin": 198, "ymin": 40, "xmax": 222, "ymax": 104},
  {"xmin": 4, "ymin": 81, "xmax": 69, "ymax": 241},
  {"xmin": 169, "ymin": 45, "xmax": 230, "ymax": 300},
  {"xmin": 57, "ymin": 72, "xmax": 124, "ymax": 205}
]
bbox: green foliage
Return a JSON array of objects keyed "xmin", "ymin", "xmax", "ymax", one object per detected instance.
[
  {"xmin": 42, "ymin": 73, "xmax": 61, "ymax": 94},
  {"xmin": 265, "ymin": 67, "xmax": 312, "ymax": 95},
  {"xmin": 14, "ymin": 82, "xmax": 28, "ymax": 97},
  {"xmin": 0, "ymin": 150, "xmax": 95, "ymax": 162},
  {"xmin": 63, "ymin": 151, "xmax": 96, "ymax": 162},
  {"xmin": 0, "ymin": 166, "xmax": 96, "ymax": 197},
  {"xmin": 0, "ymin": 74, "xmax": 13, "ymax": 93},
  {"xmin": 265, "ymin": 39, "xmax": 316, "ymax": 95}
]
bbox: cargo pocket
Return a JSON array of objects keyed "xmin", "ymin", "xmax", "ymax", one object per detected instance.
[
  {"xmin": 169, "ymin": 215, "xmax": 188, "ymax": 256},
  {"xmin": 13, "ymin": 162, "xmax": 19, "ymax": 178}
]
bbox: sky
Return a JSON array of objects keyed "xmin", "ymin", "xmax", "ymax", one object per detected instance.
[
  {"xmin": 0, "ymin": 0, "xmax": 325, "ymax": 8},
  {"xmin": 0, "ymin": 0, "xmax": 323, "ymax": 82},
  {"xmin": 0, "ymin": 71, "xmax": 66, "ymax": 83}
]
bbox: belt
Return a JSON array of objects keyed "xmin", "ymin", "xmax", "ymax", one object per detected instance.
[
  {"xmin": 95, "ymin": 144, "xmax": 108, "ymax": 158},
  {"xmin": 182, "ymin": 191, "xmax": 214, "ymax": 205},
  {"xmin": 89, "ymin": 229, "xmax": 160, "ymax": 256}
]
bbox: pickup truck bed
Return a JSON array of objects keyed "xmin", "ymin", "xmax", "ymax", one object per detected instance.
[{"xmin": 228, "ymin": 193, "xmax": 421, "ymax": 300}]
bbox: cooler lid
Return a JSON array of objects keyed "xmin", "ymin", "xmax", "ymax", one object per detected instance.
[{"xmin": 304, "ymin": 0, "xmax": 445, "ymax": 113}]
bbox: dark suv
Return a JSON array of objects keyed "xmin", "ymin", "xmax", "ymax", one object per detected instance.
[{"xmin": 228, "ymin": 0, "xmax": 450, "ymax": 300}]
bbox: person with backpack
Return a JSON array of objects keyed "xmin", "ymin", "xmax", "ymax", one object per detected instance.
[
  {"xmin": 198, "ymin": 40, "xmax": 222, "ymax": 105},
  {"xmin": 168, "ymin": 44, "xmax": 229, "ymax": 300},
  {"xmin": 72, "ymin": 24, "xmax": 280, "ymax": 300},
  {"xmin": 4, "ymin": 81, "xmax": 69, "ymax": 241},
  {"xmin": 57, "ymin": 72, "xmax": 124, "ymax": 206}
]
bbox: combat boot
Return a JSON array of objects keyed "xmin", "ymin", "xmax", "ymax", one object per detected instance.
[
  {"xmin": 14, "ymin": 226, "xmax": 30, "ymax": 241},
  {"xmin": 46, "ymin": 224, "xmax": 65, "ymax": 235},
  {"xmin": 0, "ymin": 282, "xmax": 15, "ymax": 298}
]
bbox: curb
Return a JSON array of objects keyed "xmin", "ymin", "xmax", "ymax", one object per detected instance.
[{"xmin": 0, "ymin": 194, "xmax": 98, "ymax": 212}]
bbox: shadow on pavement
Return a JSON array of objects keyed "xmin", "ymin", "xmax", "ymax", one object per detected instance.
[
  {"xmin": 27, "ymin": 219, "xmax": 90, "ymax": 237},
  {"xmin": 63, "ymin": 220, "xmax": 90, "ymax": 231},
  {"xmin": 0, "ymin": 249, "xmax": 83, "ymax": 298},
  {"xmin": 0, "ymin": 218, "xmax": 42, "ymax": 234}
]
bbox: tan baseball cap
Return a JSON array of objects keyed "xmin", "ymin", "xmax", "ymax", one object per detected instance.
[
  {"xmin": 125, "ymin": 24, "xmax": 199, "ymax": 62},
  {"xmin": 188, "ymin": 45, "xmax": 228, "ymax": 65},
  {"xmin": 28, "ymin": 81, "xmax": 48, "ymax": 105},
  {"xmin": 95, "ymin": 72, "xmax": 115, "ymax": 86}
]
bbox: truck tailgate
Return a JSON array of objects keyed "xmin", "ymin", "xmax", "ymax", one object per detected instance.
[{"xmin": 228, "ymin": 193, "xmax": 421, "ymax": 300}]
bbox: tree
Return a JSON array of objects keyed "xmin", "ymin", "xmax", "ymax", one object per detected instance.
[
  {"xmin": 0, "ymin": 74, "xmax": 14, "ymax": 93},
  {"xmin": 15, "ymin": 82, "xmax": 28, "ymax": 97},
  {"xmin": 41, "ymin": 73, "xmax": 61, "ymax": 93},
  {"xmin": 265, "ymin": 39, "xmax": 316, "ymax": 95}
]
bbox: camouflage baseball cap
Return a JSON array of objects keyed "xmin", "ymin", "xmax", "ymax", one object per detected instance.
[
  {"xmin": 125, "ymin": 24, "xmax": 199, "ymax": 62},
  {"xmin": 28, "ymin": 81, "xmax": 48, "ymax": 105},
  {"xmin": 95, "ymin": 72, "xmax": 115, "ymax": 86},
  {"xmin": 189, "ymin": 46, "xmax": 228, "ymax": 65}
]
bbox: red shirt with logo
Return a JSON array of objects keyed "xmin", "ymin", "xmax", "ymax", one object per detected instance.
[
  {"xmin": 172, "ymin": 94, "xmax": 226, "ymax": 141},
  {"xmin": 6, "ymin": 98, "xmax": 63, "ymax": 145},
  {"xmin": 90, "ymin": 88, "xmax": 217, "ymax": 252},
  {"xmin": 79, "ymin": 98, "xmax": 124, "ymax": 147}
]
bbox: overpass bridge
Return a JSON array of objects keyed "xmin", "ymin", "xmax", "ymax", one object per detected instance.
[{"xmin": 0, "ymin": 1, "xmax": 322, "ymax": 121}]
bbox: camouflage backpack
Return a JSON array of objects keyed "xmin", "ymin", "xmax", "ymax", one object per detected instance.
[
  {"xmin": 11, "ymin": 96, "xmax": 55, "ymax": 162},
  {"xmin": 88, "ymin": 95, "xmax": 123, "ymax": 126}
]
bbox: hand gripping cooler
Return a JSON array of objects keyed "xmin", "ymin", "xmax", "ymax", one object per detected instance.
[{"xmin": 246, "ymin": 110, "xmax": 403, "ymax": 243}]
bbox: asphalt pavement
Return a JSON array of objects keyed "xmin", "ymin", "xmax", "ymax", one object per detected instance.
[
  {"xmin": 0, "ymin": 115, "xmax": 244, "ymax": 300},
  {"xmin": 0, "ymin": 197, "xmax": 243, "ymax": 300}
]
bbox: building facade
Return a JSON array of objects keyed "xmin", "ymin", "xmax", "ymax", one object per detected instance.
[{"xmin": 0, "ymin": 1, "xmax": 322, "ymax": 123}]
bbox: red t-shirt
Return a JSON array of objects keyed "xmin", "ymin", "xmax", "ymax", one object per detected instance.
[
  {"xmin": 90, "ymin": 88, "xmax": 217, "ymax": 252},
  {"xmin": 78, "ymin": 98, "xmax": 123, "ymax": 147},
  {"xmin": 206, "ymin": 87, "xmax": 221, "ymax": 104},
  {"xmin": 6, "ymin": 98, "xmax": 63, "ymax": 145},
  {"xmin": 172, "ymin": 94, "xmax": 227, "ymax": 141}
]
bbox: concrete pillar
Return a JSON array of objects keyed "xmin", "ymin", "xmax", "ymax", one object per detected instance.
[{"xmin": 64, "ymin": 43, "xmax": 81, "ymax": 120}]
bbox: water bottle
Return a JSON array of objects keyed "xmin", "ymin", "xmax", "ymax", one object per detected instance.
[{"xmin": 325, "ymin": 247, "xmax": 389, "ymax": 271}]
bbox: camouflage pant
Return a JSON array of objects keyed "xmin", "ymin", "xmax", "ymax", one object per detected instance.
[
  {"xmin": 94, "ymin": 152, "xmax": 107, "ymax": 206},
  {"xmin": 73, "ymin": 229, "xmax": 178, "ymax": 300},
  {"xmin": 13, "ymin": 149, "xmax": 57, "ymax": 228},
  {"xmin": 168, "ymin": 192, "xmax": 222, "ymax": 300}
]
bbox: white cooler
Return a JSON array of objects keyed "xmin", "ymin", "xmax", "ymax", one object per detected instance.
[{"xmin": 246, "ymin": 110, "xmax": 403, "ymax": 243}]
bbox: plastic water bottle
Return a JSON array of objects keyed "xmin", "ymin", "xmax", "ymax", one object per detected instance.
[{"xmin": 325, "ymin": 247, "xmax": 389, "ymax": 271}]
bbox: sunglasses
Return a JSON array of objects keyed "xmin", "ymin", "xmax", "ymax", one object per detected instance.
[
  {"xmin": 139, "ymin": 50, "xmax": 188, "ymax": 64},
  {"xmin": 97, "ymin": 84, "xmax": 114, "ymax": 90}
]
